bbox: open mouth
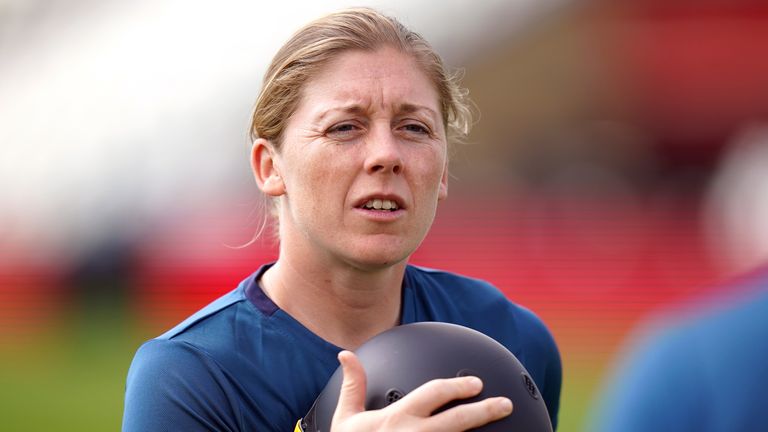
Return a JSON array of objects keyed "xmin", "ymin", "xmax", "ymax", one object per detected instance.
[{"xmin": 361, "ymin": 199, "xmax": 400, "ymax": 211}]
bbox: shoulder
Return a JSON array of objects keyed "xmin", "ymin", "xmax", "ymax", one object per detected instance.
[
  {"xmin": 403, "ymin": 268, "xmax": 559, "ymax": 362},
  {"xmin": 127, "ymin": 338, "xmax": 222, "ymax": 387},
  {"xmin": 147, "ymin": 276, "xmax": 268, "ymax": 366},
  {"xmin": 127, "ymin": 281, "xmax": 251, "ymax": 386},
  {"xmin": 157, "ymin": 282, "xmax": 249, "ymax": 341},
  {"xmin": 405, "ymin": 265, "xmax": 554, "ymax": 342},
  {"xmin": 122, "ymin": 274, "xmax": 269, "ymax": 431},
  {"xmin": 405, "ymin": 265, "xmax": 507, "ymax": 307},
  {"xmin": 124, "ymin": 279, "xmax": 253, "ymax": 404},
  {"xmin": 123, "ymin": 338, "xmax": 242, "ymax": 431}
]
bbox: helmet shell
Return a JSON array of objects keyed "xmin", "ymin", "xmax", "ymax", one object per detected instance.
[{"xmin": 302, "ymin": 321, "xmax": 553, "ymax": 432}]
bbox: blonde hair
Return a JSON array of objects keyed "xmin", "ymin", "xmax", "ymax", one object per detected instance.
[{"xmin": 249, "ymin": 7, "xmax": 473, "ymax": 150}]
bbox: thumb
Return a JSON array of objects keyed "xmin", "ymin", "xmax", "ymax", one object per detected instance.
[{"xmin": 333, "ymin": 350, "xmax": 367, "ymax": 423}]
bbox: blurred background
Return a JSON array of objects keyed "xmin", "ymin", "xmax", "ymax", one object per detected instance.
[{"xmin": 2, "ymin": 0, "xmax": 768, "ymax": 430}]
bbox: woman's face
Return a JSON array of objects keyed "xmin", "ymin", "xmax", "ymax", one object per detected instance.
[{"xmin": 271, "ymin": 47, "xmax": 448, "ymax": 270}]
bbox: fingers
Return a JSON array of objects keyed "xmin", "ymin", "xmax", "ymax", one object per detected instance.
[
  {"xmin": 332, "ymin": 358, "xmax": 513, "ymax": 432},
  {"xmin": 332, "ymin": 351, "xmax": 367, "ymax": 423},
  {"xmin": 398, "ymin": 376, "xmax": 484, "ymax": 415},
  {"xmin": 331, "ymin": 365, "xmax": 513, "ymax": 432},
  {"xmin": 427, "ymin": 396, "xmax": 513, "ymax": 431},
  {"xmin": 394, "ymin": 376, "xmax": 513, "ymax": 430}
]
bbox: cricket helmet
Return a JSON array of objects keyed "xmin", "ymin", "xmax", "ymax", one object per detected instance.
[{"xmin": 298, "ymin": 321, "xmax": 552, "ymax": 432}]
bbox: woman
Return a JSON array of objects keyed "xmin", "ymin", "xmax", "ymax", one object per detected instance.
[{"xmin": 123, "ymin": 8, "xmax": 561, "ymax": 431}]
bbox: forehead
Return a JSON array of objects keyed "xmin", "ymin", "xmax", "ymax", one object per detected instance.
[{"xmin": 297, "ymin": 47, "xmax": 441, "ymax": 116}]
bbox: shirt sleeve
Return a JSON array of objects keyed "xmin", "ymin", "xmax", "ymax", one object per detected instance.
[
  {"xmin": 531, "ymin": 312, "xmax": 562, "ymax": 431},
  {"xmin": 542, "ymin": 338, "xmax": 562, "ymax": 431},
  {"xmin": 122, "ymin": 339, "xmax": 243, "ymax": 432},
  {"xmin": 511, "ymin": 304, "xmax": 562, "ymax": 431}
]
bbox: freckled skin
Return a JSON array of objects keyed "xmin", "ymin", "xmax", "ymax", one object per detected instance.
[{"xmin": 273, "ymin": 47, "xmax": 448, "ymax": 271}]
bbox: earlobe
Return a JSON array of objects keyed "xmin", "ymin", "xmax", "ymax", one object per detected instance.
[
  {"xmin": 438, "ymin": 162, "xmax": 449, "ymax": 201},
  {"xmin": 251, "ymin": 138, "xmax": 286, "ymax": 197},
  {"xmin": 438, "ymin": 181, "xmax": 448, "ymax": 201}
]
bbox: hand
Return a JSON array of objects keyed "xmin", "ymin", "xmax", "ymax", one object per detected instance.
[{"xmin": 331, "ymin": 350, "xmax": 513, "ymax": 432}]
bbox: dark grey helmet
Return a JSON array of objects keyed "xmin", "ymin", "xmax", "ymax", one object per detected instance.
[{"xmin": 299, "ymin": 322, "xmax": 553, "ymax": 432}]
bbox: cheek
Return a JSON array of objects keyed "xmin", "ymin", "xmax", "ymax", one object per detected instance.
[
  {"xmin": 289, "ymin": 152, "xmax": 349, "ymax": 208},
  {"xmin": 414, "ymin": 149, "xmax": 447, "ymax": 191}
]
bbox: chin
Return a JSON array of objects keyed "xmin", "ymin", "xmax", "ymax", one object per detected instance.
[
  {"xmin": 341, "ymin": 243, "xmax": 414, "ymax": 271},
  {"xmin": 347, "ymin": 253, "xmax": 409, "ymax": 271}
]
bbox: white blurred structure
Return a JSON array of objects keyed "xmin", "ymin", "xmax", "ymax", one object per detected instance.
[
  {"xmin": 704, "ymin": 124, "xmax": 768, "ymax": 276},
  {"xmin": 0, "ymin": 0, "xmax": 567, "ymax": 265}
]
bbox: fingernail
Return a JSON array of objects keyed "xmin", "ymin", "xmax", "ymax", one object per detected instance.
[
  {"xmin": 497, "ymin": 398, "xmax": 513, "ymax": 414},
  {"xmin": 468, "ymin": 376, "xmax": 482, "ymax": 390}
]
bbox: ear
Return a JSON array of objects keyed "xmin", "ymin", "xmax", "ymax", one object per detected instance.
[
  {"xmin": 438, "ymin": 158, "xmax": 448, "ymax": 201},
  {"xmin": 251, "ymin": 138, "xmax": 285, "ymax": 197}
]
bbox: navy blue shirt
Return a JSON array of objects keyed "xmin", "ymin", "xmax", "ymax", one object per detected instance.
[{"xmin": 123, "ymin": 264, "xmax": 562, "ymax": 431}]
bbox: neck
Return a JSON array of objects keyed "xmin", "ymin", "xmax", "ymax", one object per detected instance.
[{"xmin": 261, "ymin": 252, "xmax": 408, "ymax": 350}]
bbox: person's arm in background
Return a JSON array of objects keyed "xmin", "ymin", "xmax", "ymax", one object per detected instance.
[{"xmin": 591, "ymin": 324, "xmax": 706, "ymax": 432}]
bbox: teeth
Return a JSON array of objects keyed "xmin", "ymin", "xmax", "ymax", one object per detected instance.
[{"xmin": 363, "ymin": 199, "xmax": 399, "ymax": 211}]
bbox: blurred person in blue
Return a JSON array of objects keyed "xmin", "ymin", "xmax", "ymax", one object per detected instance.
[
  {"xmin": 122, "ymin": 8, "xmax": 561, "ymax": 432},
  {"xmin": 592, "ymin": 268, "xmax": 768, "ymax": 432},
  {"xmin": 592, "ymin": 126, "xmax": 768, "ymax": 432}
]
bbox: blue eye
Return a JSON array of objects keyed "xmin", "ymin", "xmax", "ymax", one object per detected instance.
[
  {"xmin": 332, "ymin": 124, "xmax": 356, "ymax": 132},
  {"xmin": 403, "ymin": 123, "xmax": 429, "ymax": 134},
  {"xmin": 325, "ymin": 123, "xmax": 364, "ymax": 141},
  {"xmin": 328, "ymin": 123, "xmax": 360, "ymax": 135}
]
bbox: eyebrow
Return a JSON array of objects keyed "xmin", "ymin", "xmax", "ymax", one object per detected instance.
[
  {"xmin": 314, "ymin": 103, "xmax": 439, "ymax": 122},
  {"xmin": 314, "ymin": 105, "xmax": 366, "ymax": 122},
  {"xmin": 398, "ymin": 103, "xmax": 439, "ymax": 121}
]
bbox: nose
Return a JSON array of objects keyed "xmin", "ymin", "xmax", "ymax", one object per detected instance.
[{"xmin": 365, "ymin": 127, "xmax": 403, "ymax": 175}]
